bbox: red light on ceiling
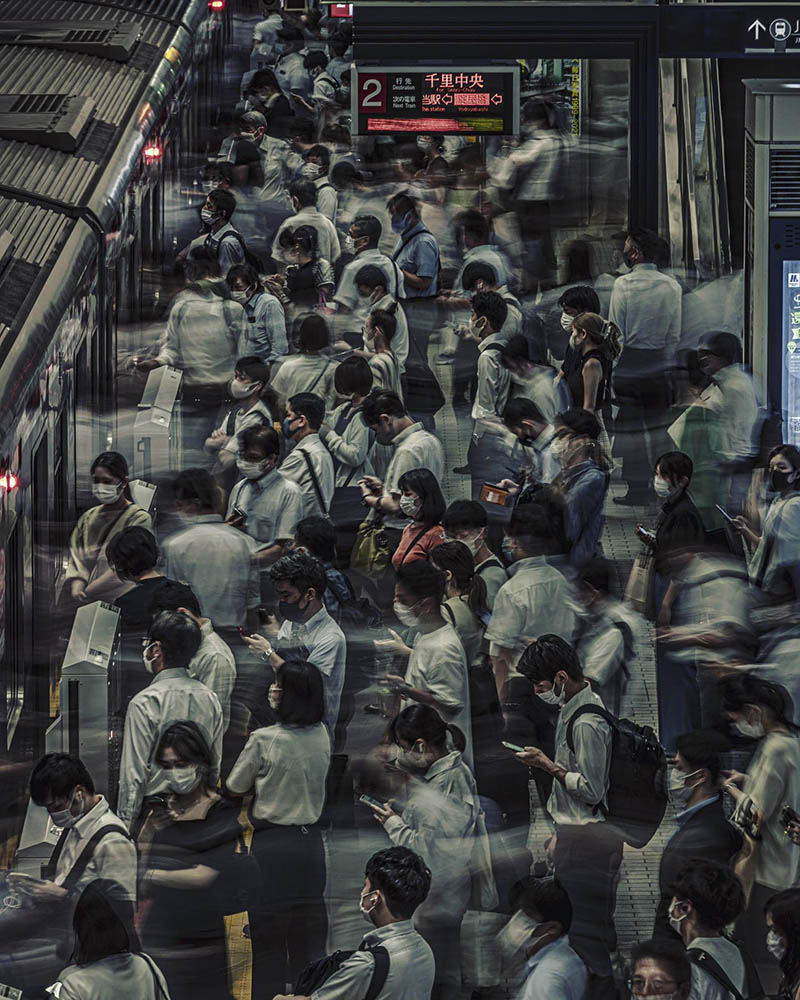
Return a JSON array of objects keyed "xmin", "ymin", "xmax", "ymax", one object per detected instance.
[
  {"xmin": 143, "ymin": 144, "xmax": 162, "ymax": 161},
  {"xmin": 0, "ymin": 472, "xmax": 19, "ymax": 491},
  {"xmin": 208, "ymin": 0, "xmax": 225, "ymax": 9}
]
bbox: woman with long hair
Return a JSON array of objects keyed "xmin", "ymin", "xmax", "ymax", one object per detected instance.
[
  {"xmin": 391, "ymin": 468, "xmax": 447, "ymax": 571},
  {"xmin": 430, "ymin": 541, "xmax": 489, "ymax": 667},
  {"xmin": 765, "ymin": 888, "xmax": 800, "ymax": 1000}
]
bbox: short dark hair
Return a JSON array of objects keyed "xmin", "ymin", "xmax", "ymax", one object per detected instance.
[
  {"xmin": 298, "ymin": 313, "xmax": 330, "ymax": 352},
  {"xmin": 156, "ymin": 720, "xmax": 215, "ymax": 789},
  {"xmin": 769, "ymin": 444, "xmax": 800, "ymax": 473},
  {"xmin": 235, "ymin": 355, "xmax": 271, "ymax": 386},
  {"xmin": 671, "ymin": 859, "xmax": 745, "ymax": 930},
  {"xmin": 173, "ymin": 468, "xmax": 217, "ymax": 512},
  {"xmin": 390, "ymin": 703, "xmax": 466, "ymax": 754},
  {"xmin": 443, "ymin": 499, "xmax": 487, "ymax": 532},
  {"xmin": 361, "ymin": 390, "xmax": 407, "ymax": 425},
  {"xmin": 30, "ymin": 753, "xmax": 95, "ymax": 805},
  {"xmin": 627, "ymin": 227, "xmax": 663, "ymax": 264},
  {"xmin": 674, "ymin": 729, "xmax": 727, "ymax": 784},
  {"xmin": 149, "ymin": 580, "xmax": 202, "ymax": 619},
  {"xmin": 503, "ymin": 396, "xmax": 547, "ymax": 429},
  {"xmin": 270, "ymin": 551, "xmax": 327, "ymax": 598},
  {"xmin": 518, "ymin": 635, "xmax": 583, "ymax": 684},
  {"xmin": 554, "ymin": 407, "xmax": 601, "ymax": 441},
  {"xmin": 73, "ymin": 880, "xmax": 138, "ymax": 966},
  {"xmin": 335, "ymin": 356, "xmax": 373, "ymax": 397},
  {"xmin": 91, "ymin": 451, "xmax": 129, "ymax": 482},
  {"xmin": 351, "ymin": 215, "xmax": 382, "ymax": 246},
  {"xmin": 296, "ymin": 515, "xmax": 337, "ymax": 562},
  {"xmin": 558, "ymin": 285, "xmax": 600, "ymax": 313},
  {"xmin": 251, "ymin": 68, "xmax": 280, "ymax": 93},
  {"xmin": 472, "ymin": 290, "xmax": 508, "ymax": 332},
  {"xmin": 228, "ymin": 263, "xmax": 261, "ymax": 290},
  {"xmin": 306, "ymin": 144, "xmax": 330, "ymax": 171},
  {"xmin": 277, "ymin": 658, "xmax": 325, "ymax": 725},
  {"xmin": 303, "ymin": 50, "xmax": 328, "ymax": 71},
  {"xmin": 107, "ymin": 527, "xmax": 158, "ymax": 581},
  {"xmin": 578, "ymin": 556, "xmax": 613, "ymax": 595},
  {"xmin": 208, "ymin": 188, "xmax": 236, "ymax": 222},
  {"xmin": 370, "ymin": 308, "xmax": 396, "ymax": 342},
  {"xmin": 630, "ymin": 940, "xmax": 692, "ymax": 989},
  {"xmin": 461, "ymin": 261, "xmax": 497, "ymax": 291},
  {"xmin": 501, "ymin": 334, "xmax": 533, "ymax": 365},
  {"xmin": 387, "ymin": 191, "xmax": 417, "ymax": 219},
  {"xmin": 148, "ymin": 611, "xmax": 202, "ymax": 669},
  {"xmin": 364, "ymin": 847, "xmax": 432, "ymax": 920},
  {"xmin": 288, "ymin": 392, "xmax": 326, "ymax": 431},
  {"xmin": 510, "ymin": 876, "xmax": 572, "ymax": 932},
  {"xmin": 699, "ymin": 331, "xmax": 742, "ymax": 366},
  {"xmin": 456, "ymin": 208, "xmax": 490, "ymax": 245},
  {"xmin": 396, "ymin": 560, "xmax": 446, "ymax": 605},
  {"xmin": 397, "ymin": 468, "xmax": 446, "ymax": 528},
  {"xmin": 506, "ymin": 499, "xmax": 565, "ymax": 555},
  {"xmin": 656, "ymin": 451, "xmax": 693, "ymax": 483},
  {"xmin": 239, "ymin": 424, "xmax": 281, "ymax": 458},
  {"xmin": 354, "ymin": 264, "xmax": 387, "ymax": 291},
  {"xmin": 289, "ymin": 179, "xmax": 317, "ymax": 207}
]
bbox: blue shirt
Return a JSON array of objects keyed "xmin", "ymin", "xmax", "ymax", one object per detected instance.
[
  {"xmin": 392, "ymin": 220, "xmax": 439, "ymax": 298},
  {"xmin": 239, "ymin": 289, "xmax": 287, "ymax": 362},
  {"xmin": 558, "ymin": 461, "xmax": 609, "ymax": 568},
  {"xmin": 519, "ymin": 935, "xmax": 589, "ymax": 1000},
  {"xmin": 676, "ymin": 794, "xmax": 720, "ymax": 827}
]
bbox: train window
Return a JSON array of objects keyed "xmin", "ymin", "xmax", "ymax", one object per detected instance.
[{"xmin": 2, "ymin": 523, "xmax": 23, "ymax": 749}]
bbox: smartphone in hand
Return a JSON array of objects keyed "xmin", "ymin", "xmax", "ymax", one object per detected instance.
[{"xmin": 501, "ymin": 740, "xmax": 525, "ymax": 753}]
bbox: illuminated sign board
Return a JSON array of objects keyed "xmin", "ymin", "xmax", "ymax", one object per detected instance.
[
  {"xmin": 351, "ymin": 65, "xmax": 520, "ymax": 135},
  {"xmin": 329, "ymin": 3, "xmax": 352, "ymax": 15},
  {"xmin": 784, "ymin": 261, "xmax": 800, "ymax": 446}
]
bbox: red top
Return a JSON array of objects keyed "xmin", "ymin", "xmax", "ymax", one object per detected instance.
[{"xmin": 391, "ymin": 523, "xmax": 446, "ymax": 570}]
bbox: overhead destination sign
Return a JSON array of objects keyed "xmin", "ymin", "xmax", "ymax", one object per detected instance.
[{"xmin": 352, "ymin": 65, "xmax": 520, "ymax": 135}]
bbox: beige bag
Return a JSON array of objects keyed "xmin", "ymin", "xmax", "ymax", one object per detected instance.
[{"xmin": 625, "ymin": 547, "xmax": 656, "ymax": 620}]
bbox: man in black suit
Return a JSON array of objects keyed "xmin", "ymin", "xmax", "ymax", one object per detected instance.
[{"xmin": 654, "ymin": 730, "xmax": 743, "ymax": 941}]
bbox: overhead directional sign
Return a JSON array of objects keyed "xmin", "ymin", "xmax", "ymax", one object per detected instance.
[
  {"xmin": 745, "ymin": 13, "xmax": 800, "ymax": 51},
  {"xmin": 351, "ymin": 65, "xmax": 520, "ymax": 136}
]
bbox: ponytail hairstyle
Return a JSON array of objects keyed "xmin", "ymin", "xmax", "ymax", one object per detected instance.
[
  {"xmin": 430, "ymin": 541, "xmax": 488, "ymax": 623},
  {"xmin": 369, "ymin": 306, "xmax": 397, "ymax": 343},
  {"xmin": 572, "ymin": 312, "xmax": 622, "ymax": 361},
  {"xmin": 389, "ymin": 703, "xmax": 466, "ymax": 754}
]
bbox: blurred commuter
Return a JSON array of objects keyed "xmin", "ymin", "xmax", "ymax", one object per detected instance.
[
  {"xmin": 564, "ymin": 312, "xmax": 620, "ymax": 440},
  {"xmin": 117, "ymin": 611, "xmax": 223, "ymax": 829},
  {"xmin": 64, "ymin": 451, "xmax": 152, "ymax": 606},
  {"xmin": 204, "ymin": 356, "xmax": 273, "ymax": 483},
  {"xmin": 389, "ymin": 191, "xmax": 441, "ymax": 366},
  {"xmin": 501, "ymin": 334, "xmax": 559, "ymax": 423},
  {"xmin": 227, "ymin": 659, "xmax": 330, "ymax": 1000},
  {"xmin": 278, "ymin": 392, "xmax": 336, "ymax": 517},
  {"xmin": 138, "ymin": 722, "xmax": 241, "ymax": 1000},
  {"xmin": 610, "ymin": 227, "xmax": 682, "ymax": 505},
  {"xmin": 227, "ymin": 263, "xmax": 288, "ymax": 363},
  {"xmin": 49, "ymin": 880, "xmax": 169, "ymax": 1000},
  {"xmin": 272, "ymin": 178, "xmax": 341, "ymax": 263},
  {"xmin": 334, "ymin": 215, "xmax": 405, "ymax": 318},
  {"xmin": 320, "ymin": 357, "xmax": 375, "ymax": 487},
  {"xmin": 442, "ymin": 500, "xmax": 508, "ymax": 611},
  {"xmin": 765, "ymin": 889, "xmax": 800, "ymax": 1000},
  {"xmin": 364, "ymin": 303, "xmax": 405, "ymax": 401},
  {"xmin": 501, "ymin": 397, "xmax": 560, "ymax": 497},
  {"xmin": 271, "ymin": 316, "xmax": 338, "ymax": 410},
  {"xmin": 282, "ymin": 224, "xmax": 336, "ymax": 313}
]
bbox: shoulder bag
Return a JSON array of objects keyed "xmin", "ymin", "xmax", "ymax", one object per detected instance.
[{"xmin": 624, "ymin": 545, "xmax": 656, "ymax": 620}]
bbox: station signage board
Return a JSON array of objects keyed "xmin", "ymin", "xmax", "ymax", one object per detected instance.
[{"xmin": 351, "ymin": 65, "xmax": 520, "ymax": 135}]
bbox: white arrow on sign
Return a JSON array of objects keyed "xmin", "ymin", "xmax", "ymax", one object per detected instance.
[{"xmin": 748, "ymin": 18, "xmax": 767, "ymax": 39}]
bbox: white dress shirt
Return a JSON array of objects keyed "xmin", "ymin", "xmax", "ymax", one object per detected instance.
[
  {"xmin": 700, "ymin": 363, "xmax": 759, "ymax": 462},
  {"xmin": 454, "ymin": 244, "xmax": 512, "ymax": 291},
  {"xmin": 238, "ymin": 289, "xmax": 288, "ymax": 362},
  {"xmin": 315, "ymin": 176, "xmax": 338, "ymax": 223},
  {"xmin": 364, "ymin": 292, "xmax": 409, "ymax": 373},
  {"xmin": 161, "ymin": 514, "xmax": 260, "ymax": 627},
  {"xmin": 214, "ymin": 399, "xmax": 273, "ymax": 459},
  {"xmin": 518, "ymin": 935, "xmax": 589, "ymax": 1000},
  {"xmin": 270, "ymin": 355, "xmax": 339, "ymax": 411},
  {"xmin": 227, "ymin": 468, "xmax": 304, "ymax": 543},
  {"xmin": 279, "ymin": 433, "xmax": 336, "ymax": 517},
  {"xmin": 53, "ymin": 796, "xmax": 137, "ymax": 900},
  {"xmin": 156, "ymin": 289, "xmax": 245, "ymax": 387},
  {"xmin": 272, "ymin": 206, "xmax": 341, "ymax": 263},
  {"xmin": 117, "ymin": 667, "xmax": 224, "ymax": 828},
  {"xmin": 334, "ymin": 249, "xmax": 405, "ymax": 311},
  {"xmin": 472, "ymin": 333, "xmax": 511, "ymax": 424},
  {"xmin": 276, "ymin": 605, "xmax": 347, "ymax": 728},
  {"xmin": 382, "ymin": 423, "xmax": 445, "ymax": 531},
  {"xmin": 227, "ymin": 722, "xmax": 331, "ymax": 824},
  {"xmin": 257, "ymin": 133, "xmax": 295, "ymax": 206},
  {"xmin": 49, "ymin": 953, "xmax": 171, "ymax": 1000},
  {"xmin": 608, "ymin": 263, "xmax": 682, "ymax": 354},
  {"xmin": 188, "ymin": 620, "xmax": 237, "ymax": 734},
  {"xmin": 321, "ymin": 402, "xmax": 375, "ymax": 485}
]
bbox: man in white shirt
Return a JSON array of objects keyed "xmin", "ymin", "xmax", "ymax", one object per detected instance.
[
  {"xmin": 272, "ymin": 179, "xmax": 341, "ymax": 263},
  {"xmin": 609, "ymin": 227, "xmax": 682, "ymax": 505},
  {"xmin": 514, "ymin": 635, "xmax": 621, "ymax": 1000},
  {"xmin": 504, "ymin": 876, "xmax": 589, "ymax": 1000},
  {"xmin": 334, "ymin": 215, "xmax": 405, "ymax": 317},
  {"xmin": 350, "ymin": 263, "xmax": 409, "ymax": 373},
  {"xmin": 359, "ymin": 390, "xmax": 445, "ymax": 547},
  {"xmin": 501, "ymin": 397, "xmax": 560, "ymax": 494},
  {"xmin": 117, "ymin": 611, "xmax": 224, "ymax": 829},
  {"xmin": 452, "ymin": 209, "xmax": 512, "ymax": 291},
  {"xmin": 486, "ymin": 504, "xmax": 575, "ymax": 697},
  {"xmin": 272, "ymin": 847, "xmax": 435, "ymax": 1000},
  {"xmin": 299, "ymin": 143, "xmax": 338, "ymax": 223},
  {"xmin": 244, "ymin": 552, "xmax": 347, "ymax": 730},
  {"xmin": 279, "ymin": 393, "xmax": 335, "ymax": 518}
]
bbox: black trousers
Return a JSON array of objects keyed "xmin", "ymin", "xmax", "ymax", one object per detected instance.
[
  {"xmin": 553, "ymin": 822, "xmax": 623, "ymax": 993},
  {"xmin": 248, "ymin": 823, "xmax": 328, "ymax": 1000},
  {"xmin": 613, "ymin": 359, "xmax": 673, "ymax": 494}
]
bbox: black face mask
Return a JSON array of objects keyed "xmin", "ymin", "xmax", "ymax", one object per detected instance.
[
  {"xmin": 279, "ymin": 595, "xmax": 309, "ymax": 623},
  {"xmin": 622, "ymin": 250, "xmax": 637, "ymax": 269},
  {"xmin": 770, "ymin": 469, "xmax": 797, "ymax": 493}
]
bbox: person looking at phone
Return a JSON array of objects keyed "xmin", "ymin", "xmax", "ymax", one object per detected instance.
[
  {"xmin": 500, "ymin": 397, "xmax": 560, "ymax": 499},
  {"xmin": 732, "ymin": 444, "xmax": 800, "ymax": 603}
]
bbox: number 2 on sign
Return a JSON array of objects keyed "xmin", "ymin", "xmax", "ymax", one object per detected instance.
[{"xmin": 359, "ymin": 74, "xmax": 386, "ymax": 112}]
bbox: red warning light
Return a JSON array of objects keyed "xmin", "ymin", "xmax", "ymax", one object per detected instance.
[
  {"xmin": 0, "ymin": 471, "xmax": 19, "ymax": 491},
  {"xmin": 143, "ymin": 143, "xmax": 163, "ymax": 162}
]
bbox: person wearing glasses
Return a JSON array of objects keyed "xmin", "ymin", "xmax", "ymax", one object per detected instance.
[{"xmin": 628, "ymin": 940, "xmax": 692, "ymax": 1000}]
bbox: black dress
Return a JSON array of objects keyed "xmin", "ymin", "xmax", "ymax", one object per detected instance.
[
  {"xmin": 141, "ymin": 796, "xmax": 242, "ymax": 1000},
  {"xmin": 565, "ymin": 347, "xmax": 612, "ymax": 414}
]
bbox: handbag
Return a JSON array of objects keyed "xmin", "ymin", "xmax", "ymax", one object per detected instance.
[
  {"xmin": 403, "ymin": 323, "xmax": 445, "ymax": 416},
  {"xmin": 350, "ymin": 518, "xmax": 391, "ymax": 574},
  {"xmin": 624, "ymin": 546, "xmax": 656, "ymax": 620}
]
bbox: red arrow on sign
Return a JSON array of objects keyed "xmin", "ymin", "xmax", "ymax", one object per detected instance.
[{"xmin": 491, "ymin": 93, "xmax": 503, "ymax": 105}]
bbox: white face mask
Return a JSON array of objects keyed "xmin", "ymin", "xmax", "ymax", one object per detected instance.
[
  {"xmin": 497, "ymin": 911, "xmax": 550, "ymax": 969},
  {"xmin": 341, "ymin": 234, "xmax": 355, "ymax": 254},
  {"xmin": 200, "ymin": 207, "xmax": 216, "ymax": 226},
  {"xmin": 393, "ymin": 599, "xmax": 419, "ymax": 627},
  {"xmin": 142, "ymin": 641, "xmax": 157, "ymax": 674},
  {"xmin": 560, "ymin": 311, "xmax": 575, "ymax": 332},
  {"xmin": 550, "ymin": 437, "xmax": 569, "ymax": 464},
  {"xmin": 301, "ymin": 162, "xmax": 321, "ymax": 179},
  {"xmin": 230, "ymin": 289, "xmax": 251, "ymax": 304},
  {"xmin": 230, "ymin": 378, "xmax": 259, "ymax": 399},
  {"xmin": 653, "ymin": 476, "xmax": 673, "ymax": 499},
  {"xmin": 668, "ymin": 899, "xmax": 688, "ymax": 936},
  {"xmin": 166, "ymin": 765, "xmax": 200, "ymax": 796},
  {"xmin": 359, "ymin": 890, "xmax": 379, "ymax": 924},
  {"xmin": 450, "ymin": 531, "xmax": 483, "ymax": 557},
  {"xmin": 469, "ymin": 315, "xmax": 486, "ymax": 338},
  {"xmin": 668, "ymin": 767, "xmax": 701, "ymax": 806},
  {"xmin": 733, "ymin": 719, "xmax": 765, "ymax": 740},
  {"xmin": 93, "ymin": 482, "xmax": 122, "ymax": 504},
  {"xmin": 538, "ymin": 676, "xmax": 566, "ymax": 707},
  {"xmin": 767, "ymin": 928, "xmax": 786, "ymax": 960},
  {"xmin": 49, "ymin": 788, "xmax": 82, "ymax": 829},
  {"xmin": 268, "ymin": 684, "xmax": 282, "ymax": 711},
  {"xmin": 399, "ymin": 495, "xmax": 421, "ymax": 519},
  {"xmin": 237, "ymin": 458, "xmax": 271, "ymax": 480}
]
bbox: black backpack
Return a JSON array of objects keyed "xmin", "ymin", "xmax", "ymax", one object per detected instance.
[
  {"xmin": 209, "ymin": 229, "xmax": 263, "ymax": 273},
  {"xmin": 688, "ymin": 939, "xmax": 764, "ymax": 1000},
  {"xmin": 565, "ymin": 704, "xmax": 668, "ymax": 848},
  {"xmin": 295, "ymin": 944, "xmax": 389, "ymax": 999},
  {"xmin": 328, "ymin": 570, "xmax": 386, "ymax": 693}
]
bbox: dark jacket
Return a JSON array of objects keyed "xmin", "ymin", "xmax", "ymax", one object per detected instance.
[
  {"xmin": 653, "ymin": 795, "xmax": 744, "ymax": 940},
  {"xmin": 653, "ymin": 489, "xmax": 706, "ymax": 576}
]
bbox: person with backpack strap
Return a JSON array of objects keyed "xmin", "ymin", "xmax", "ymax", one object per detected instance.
[
  {"xmin": 279, "ymin": 393, "xmax": 336, "ymax": 519},
  {"xmin": 197, "ymin": 189, "xmax": 247, "ymax": 274},
  {"xmin": 278, "ymin": 847, "xmax": 434, "ymax": 1000},
  {"xmin": 299, "ymin": 143, "xmax": 338, "ymax": 224},
  {"xmin": 669, "ymin": 859, "xmax": 764, "ymax": 1000},
  {"xmin": 512, "ymin": 635, "xmax": 629, "ymax": 1000},
  {"xmin": 442, "ymin": 500, "xmax": 508, "ymax": 611}
]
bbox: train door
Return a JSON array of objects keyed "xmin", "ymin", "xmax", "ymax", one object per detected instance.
[{"xmin": 29, "ymin": 429, "xmax": 50, "ymax": 760}]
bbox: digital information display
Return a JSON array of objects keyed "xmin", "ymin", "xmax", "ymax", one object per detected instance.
[
  {"xmin": 783, "ymin": 262, "xmax": 800, "ymax": 446},
  {"xmin": 351, "ymin": 65, "xmax": 520, "ymax": 136}
]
